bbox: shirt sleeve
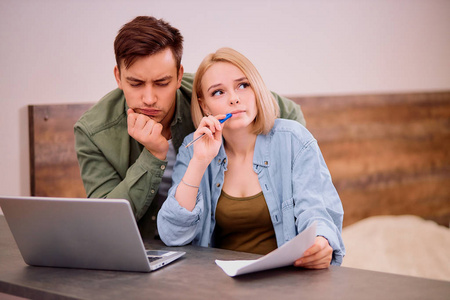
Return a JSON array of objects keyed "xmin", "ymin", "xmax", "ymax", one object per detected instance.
[
  {"xmin": 157, "ymin": 183, "xmax": 203, "ymax": 246},
  {"xmin": 292, "ymin": 139, "xmax": 345, "ymax": 265},
  {"xmin": 157, "ymin": 139, "xmax": 204, "ymax": 246},
  {"xmin": 272, "ymin": 92, "xmax": 306, "ymax": 127},
  {"xmin": 74, "ymin": 125, "xmax": 167, "ymax": 221}
]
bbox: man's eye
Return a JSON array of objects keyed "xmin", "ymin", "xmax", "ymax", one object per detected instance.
[
  {"xmin": 129, "ymin": 82, "xmax": 142, "ymax": 87},
  {"xmin": 156, "ymin": 82, "xmax": 169, "ymax": 87}
]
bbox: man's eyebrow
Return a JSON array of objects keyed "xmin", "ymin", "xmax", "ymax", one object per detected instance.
[
  {"xmin": 153, "ymin": 75, "xmax": 173, "ymax": 83},
  {"xmin": 125, "ymin": 75, "xmax": 173, "ymax": 83},
  {"xmin": 125, "ymin": 76, "xmax": 144, "ymax": 82}
]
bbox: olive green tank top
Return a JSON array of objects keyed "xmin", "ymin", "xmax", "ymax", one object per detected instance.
[{"xmin": 214, "ymin": 190, "xmax": 277, "ymax": 255}]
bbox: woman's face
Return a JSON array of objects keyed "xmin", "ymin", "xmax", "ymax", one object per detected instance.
[{"xmin": 199, "ymin": 62, "xmax": 257, "ymax": 131}]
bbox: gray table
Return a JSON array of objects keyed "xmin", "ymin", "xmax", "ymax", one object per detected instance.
[{"xmin": 0, "ymin": 216, "xmax": 448, "ymax": 300}]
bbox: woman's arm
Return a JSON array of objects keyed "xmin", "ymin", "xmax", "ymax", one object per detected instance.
[
  {"xmin": 292, "ymin": 138, "xmax": 345, "ymax": 267},
  {"xmin": 157, "ymin": 115, "xmax": 225, "ymax": 246},
  {"xmin": 174, "ymin": 115, "xmax": 224, "ymax": 211},
  {"xmin": 156, "ymin": 144, "xmax": 203, "ymax": 246}
]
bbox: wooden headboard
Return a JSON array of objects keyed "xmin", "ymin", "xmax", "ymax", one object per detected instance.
[
  {"xmin": 28, "ymin": 91, "xmax": 450, "ymax": 227},
  {"xmin": 28, "ymin": 103, "xmax": 93, "ymax": 198},
  {"xmin": 290, "ymin": 91, "xmax": 450, "ymax": 227}
]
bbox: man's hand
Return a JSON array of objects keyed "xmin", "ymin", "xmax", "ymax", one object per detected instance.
[
  {"xmin": 127, "ymin": 108, "xmax": 169, "ymax": 160},
  {"xmin": 294, "ymin": 236, "xmax": 333, "ymax": 269}
]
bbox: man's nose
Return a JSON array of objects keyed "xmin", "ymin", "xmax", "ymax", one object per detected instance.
[{"xmin": 142, "ymin": 86, "xmax": 156, "ymax": 105}]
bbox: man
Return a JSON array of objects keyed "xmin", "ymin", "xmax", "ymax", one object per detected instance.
[{"xmin": 74, "ymin": 16, "xmax": 306, "ymax": 241}]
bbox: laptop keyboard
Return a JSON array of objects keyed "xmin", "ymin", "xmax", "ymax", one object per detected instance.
[{"xmin": 148, "ymin": 256, "xmax": 163, "ymax": 262}]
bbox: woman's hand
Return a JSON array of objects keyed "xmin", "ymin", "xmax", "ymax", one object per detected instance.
[
  {"xmin": 192, "ymin": 115, "xmax": 226, "ymax": 164},
  {"xmin": 294, "ymin": 236, "xmax": 333, "ymax": 269}
]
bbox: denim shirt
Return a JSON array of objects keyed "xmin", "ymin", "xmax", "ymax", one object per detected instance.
[{"xmin": 157, "ymin": 119, "xmax": 345, "ymax": 265}]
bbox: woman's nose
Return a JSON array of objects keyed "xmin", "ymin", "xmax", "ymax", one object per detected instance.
[{"xmin": 229, "ymin": 92, "xmax": 240, "ymax": 105}]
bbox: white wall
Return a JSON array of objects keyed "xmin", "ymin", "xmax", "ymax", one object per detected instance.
[{"xmin": 1, "ymin": 0, "xmax": 449, "ymax": 197}]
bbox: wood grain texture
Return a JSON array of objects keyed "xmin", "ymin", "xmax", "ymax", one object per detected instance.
[
  {"xmin": 28, "ymin": 103, "xmax": 93, "ymax": 198},
  {"xmin": 291, "ymin": 91, "xmax": 450, "ymax": 227}
]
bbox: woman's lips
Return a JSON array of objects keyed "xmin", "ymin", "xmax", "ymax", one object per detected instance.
[{"xmin": 230, "ymin": 110, "xmax": 245, "ymax": 115}]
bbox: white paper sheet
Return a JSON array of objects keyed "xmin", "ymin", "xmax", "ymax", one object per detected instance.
[{"xmin": 215, "ymin": 221, "xmax": 316, "ymax": 277}]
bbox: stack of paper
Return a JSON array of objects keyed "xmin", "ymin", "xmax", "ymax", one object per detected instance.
[{"xmin": 215, "ymin": 221, "xmax": 317, "ymax": 277}]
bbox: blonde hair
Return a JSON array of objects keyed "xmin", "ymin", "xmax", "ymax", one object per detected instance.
[{"xmin": 191, "ymin": 47, "xmax": 279, "ymax": 135}]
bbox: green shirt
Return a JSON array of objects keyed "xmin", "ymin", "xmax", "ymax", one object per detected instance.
[{"xmin": 74, "ymin": 73, "xmax": 306, "ymax": 240}]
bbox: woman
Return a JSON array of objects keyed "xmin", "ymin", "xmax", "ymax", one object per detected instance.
[{"xmin": 157, "ymin": 47, "xmax": 345, "ymax": 268}]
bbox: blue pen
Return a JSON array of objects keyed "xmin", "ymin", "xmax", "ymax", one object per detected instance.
[{"xmin": 185, "ymin": 113, "xmax": 232, "ymax": 148}]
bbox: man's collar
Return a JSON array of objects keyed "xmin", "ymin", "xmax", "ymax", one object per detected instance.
[{"xmin": 170, "ymin": 89, "xmax": 184, "ymax": 127}]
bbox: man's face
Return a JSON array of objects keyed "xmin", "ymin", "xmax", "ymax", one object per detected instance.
[{"xmin": 114, "ymin": 48, "xmax": 183, "ymax": 128}]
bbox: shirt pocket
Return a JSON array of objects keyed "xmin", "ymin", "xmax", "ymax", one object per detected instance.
[{"xmin": 281, "ymin": 197, "xmax": 296, "ymax": 241}]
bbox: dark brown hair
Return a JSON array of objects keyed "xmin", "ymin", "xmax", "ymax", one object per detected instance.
[{"xmin": 114, "ymin": 16, "xmax": 183, "ymax": 71}]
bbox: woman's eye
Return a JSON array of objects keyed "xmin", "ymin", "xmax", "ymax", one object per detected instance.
[
  {"xmin": 212, "ymin": 90, "xmax": 223, "ymax": 97},
  {"xmin": 238, "ymin": 82, "xmax": 249, "ymax": 89}
]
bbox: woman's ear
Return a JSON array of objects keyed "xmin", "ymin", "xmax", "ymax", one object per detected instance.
[{"xmin": 198, "ymin": 98, "xmax": 209, "ymax": 116}]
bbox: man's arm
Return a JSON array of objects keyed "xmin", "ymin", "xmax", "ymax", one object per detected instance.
[
  {"xmin": 272, "ymin": 92, "xmax": 306, "ymax": 127},
  {"xmin": 74, "ymin": 124, "xmax": 166, "ymax": 221}
]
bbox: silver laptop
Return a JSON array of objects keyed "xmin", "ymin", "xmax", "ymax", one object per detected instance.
[{"xmin": 0, "ymin": 196, "xmax": 185, "ymax": 272}]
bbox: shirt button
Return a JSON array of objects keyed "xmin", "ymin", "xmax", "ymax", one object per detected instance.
[
  {"xmin": 151, "ymin": 216, "xmax": 156, "ymax": 221},
  {"xmin": 216, "ymin": 183, "xmax": 221, "ymax": 187},
  {"xmin": 161, "ymin": 165, "xmax": 166, "ymax": 170},
  {"xmin": 264, "ymin": 161, "xmax": 268, "ymax": 165},
  {"xmin": 151, "ymin": 189, "xmax": 155, "ymax": 194}
]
